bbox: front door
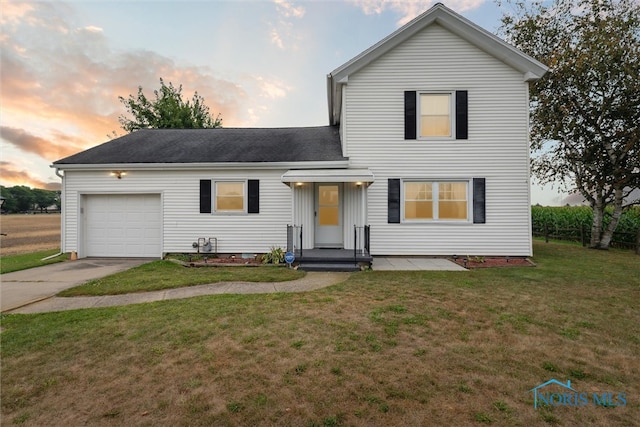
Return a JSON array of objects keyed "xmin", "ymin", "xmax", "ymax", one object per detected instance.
[{"xmin": 315, "ymin": 183, "xmax": 343, "ymax": 248}]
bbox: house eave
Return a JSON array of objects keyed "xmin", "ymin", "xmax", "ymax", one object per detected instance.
[{"xmin": 51, "ymin": 160, "xmax": 350, "ymax": 171}]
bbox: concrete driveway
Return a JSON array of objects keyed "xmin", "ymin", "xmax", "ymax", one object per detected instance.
[{"xmin": 1, "ymin": 258, "xmax": 150, "ymax": 312}]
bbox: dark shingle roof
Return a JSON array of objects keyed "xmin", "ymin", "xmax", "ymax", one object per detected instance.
[{"xmin": 54, "ymin": 126, "xmax": 346, "ymax": 165}]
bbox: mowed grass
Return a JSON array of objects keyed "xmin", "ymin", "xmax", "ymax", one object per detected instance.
[
  {"xmin": 1, "ymin": 241, "xmax": 639, "ymax": 426},
  {"xmin": 0, "ymin": 249, "xmax": 66, "ymax": 274},
  {"xmin": 58, "ymin": 261, "xmax": 305, "ymax": 296}
]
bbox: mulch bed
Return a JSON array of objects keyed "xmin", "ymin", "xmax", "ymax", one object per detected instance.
[{"xmin": 451, "ymin": 257, "xmax": 535, "ymax": 269}]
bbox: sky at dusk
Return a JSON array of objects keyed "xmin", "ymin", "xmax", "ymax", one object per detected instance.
[{"xmin": 1, "ymin": 0, "xmax": 569, "ymax": 204}]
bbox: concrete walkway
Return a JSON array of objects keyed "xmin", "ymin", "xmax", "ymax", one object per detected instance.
[
  {"xmin": 6, "ymin": 272, "xmax": 350, "ymax": 314},
  {"xmin": 373, "ymin": 257, "xmax": 467, "ymax": 271},
  {"xmin": 1, "ymin": 258, "xmax": 149, "ymax": 312}
]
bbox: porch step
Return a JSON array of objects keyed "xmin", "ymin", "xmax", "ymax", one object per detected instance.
[{"xmin": 298, "ymin": 262, "xmax": 362, "ymax": 272}]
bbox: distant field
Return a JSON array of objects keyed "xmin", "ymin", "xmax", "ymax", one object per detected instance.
[{"xmin": 0, "ymin": 214, "xmax": 60, "ymax": 257}]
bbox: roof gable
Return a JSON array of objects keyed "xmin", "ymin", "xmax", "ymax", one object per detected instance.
[{"xmin": 327, "ymin": 3, "xmax": 548, "ymax": 125}]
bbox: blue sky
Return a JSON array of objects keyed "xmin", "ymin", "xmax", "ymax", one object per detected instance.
[{"xmin": 0, "ymin": 0, "xmax": 567, "ymax": 204}]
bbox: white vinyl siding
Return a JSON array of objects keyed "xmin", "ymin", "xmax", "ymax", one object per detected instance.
[
  {"xmin": 292, "ymin": 183, "xmax": 314, "ymax": 249},
  {"xmin": 342, "ymin": 23, "xmax": 532, "ymax": 255},
  {"xmin": 62, "ymin": 169, "xmax": 292, "ymax": 256}
]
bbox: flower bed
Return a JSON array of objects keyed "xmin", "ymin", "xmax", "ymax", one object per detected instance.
[{"xmin": 451, "ymin": 257, "xmax": 535, "ymax": 269}]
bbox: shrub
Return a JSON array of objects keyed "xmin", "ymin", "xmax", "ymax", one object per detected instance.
[{"xmin": 262, "ymin": 246, "xmax": 285, "ymax": 264}]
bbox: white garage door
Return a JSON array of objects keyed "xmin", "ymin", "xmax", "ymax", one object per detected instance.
[{"xmin": 85, "ymin": 194, "xmax": 161, "ymax": 257}]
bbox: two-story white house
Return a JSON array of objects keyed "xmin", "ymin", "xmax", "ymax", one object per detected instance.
[{"xmin": 53, "ymin": 4, "xmax": 547, "ymax": 267}]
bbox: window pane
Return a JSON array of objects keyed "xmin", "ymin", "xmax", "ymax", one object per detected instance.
[
  {"xmin": 439, "ymin": 182, "xmax": 467, "ymax": 200},
  {"xmin": 420, "ymin": 116, "xmax": 451, "ymax": 137},
  {"xmin": 319, "ymin": 185, "xmax": 339, "ymax": 205},
  {"xmin": 404, "ymin": 181, "xmax": 433, "ymax": 219},
  {"xmin": 439, "ymin": 201, "xmax": 467, "ymax": 219},
  {"xmin": 216, "ymin": 182, "xmax": 244, "ymax": 211},
  {"xmin": 217, "ymin": 182, "xmax": 243, "ymax": 196},
  {"xmin": 420, "ymin": 94, "xmax": 451, "ymax": 137},
  {"xmin": 421, "ymin": 94, "xmax": 449, "ymax": 114},
  {"xmin": 405, "ymin": 201, "xmax": 433, "ymax": 219},
  {"xmin": 404, "ymin": 182, "xmax": 432, "ymax": 200},
  {"xmin": 438, "ymin": 182, "xmax": 467, "ymax": 219},
  {"xmin": 319, "ymin": 207, "xmax": 339, "ymax": 225}
]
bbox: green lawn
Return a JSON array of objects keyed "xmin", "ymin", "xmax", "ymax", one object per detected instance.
[
  {"xmin": 58, "ymin": 261, "xmax": 305, "ymax": 296},
  {"xmin": 1, "ymin": 241, "xmax": 638, "ymax": 426},
  {"xmin": 0, "ymin": 249, "xmax": 66, "ymax": 274}
]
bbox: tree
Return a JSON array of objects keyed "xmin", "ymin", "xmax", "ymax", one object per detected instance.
[
  {"xmin": 499, "ymin": 0, "xmax": 640, "ymax": 249},
  {"xmin": 32, "ymin": 189, "xmax": 58, "ymax": 213},
  {"xmin": 0, "ymin": 186, "xmax": 60, "ymax": 213},
  {"xmin": 6, "ymin": 186, "xmax": 35, "ymax": 212},
  {"xmin": 0, "ymin": 186, "xmax": 17, "ymax": 213},
  {"xmin": 118, "ymin": 78, "xmax": 222, "ymax": 132}
]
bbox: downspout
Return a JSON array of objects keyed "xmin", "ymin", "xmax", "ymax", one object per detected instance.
[{"xmin": 42, "ymin": 168, "xmax": 65, "ymax": 261}]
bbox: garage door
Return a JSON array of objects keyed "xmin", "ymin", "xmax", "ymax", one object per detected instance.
[{"xmin": 85, "ymin": 194, "xmax": 161, "ymax": 257}]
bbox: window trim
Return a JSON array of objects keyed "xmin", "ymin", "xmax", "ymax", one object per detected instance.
[
  {"xmin": 401, "ymin": 179, "xmax": 471, "ymax": 222},
  {"xmin": 214, "ymin": 180, "xmax": 247, "ymax": 214},
  {"xmin": 418, "ymin": 91, "xmax": 456, "ymax": 140}
]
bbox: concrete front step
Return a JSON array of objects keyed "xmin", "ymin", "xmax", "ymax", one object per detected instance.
[{"xmin": 298, "ymin": 263, "xmax": 362, "ymax": 272}]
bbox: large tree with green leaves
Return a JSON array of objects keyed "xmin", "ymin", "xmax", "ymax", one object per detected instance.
[
  {"xmin": 118, "ymin": 78, "xmax": 222, "ymax": 132},
  {"xmin": 499, "ymin": 0, "xmax": 640, "ymax": 249},
  {"xmin": 0, "ymin": 186, "xmax": 60, "ymax": 213}
]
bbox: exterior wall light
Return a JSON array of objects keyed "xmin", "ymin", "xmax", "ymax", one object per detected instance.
[{"xmin": 110, "ymin": 171, "xmax": 127, "ymax": 179}]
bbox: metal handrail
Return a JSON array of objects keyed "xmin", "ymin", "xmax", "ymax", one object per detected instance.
[
  {"xmin": 287, "ymin": 224, "xmax": 303, "ymax": 258},
  {"xmin": 353, "ymin": 225, "xmax": 371, "ymax": 264}
]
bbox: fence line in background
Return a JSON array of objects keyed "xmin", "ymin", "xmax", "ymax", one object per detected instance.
[{"xmin": 532, "ymin": 224, "xmax": 640, "ymax": 254}]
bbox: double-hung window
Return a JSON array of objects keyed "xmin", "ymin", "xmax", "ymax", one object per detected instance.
[
  {"xmin": 199, "ymin": 179, "xmax": 260, "ymax": 214},
  {"xmin": 215, "ymin": 181, "xmax": 245, "ymax": 212},
  {"xmin": 420, "ymin": 93, "xmax": 452, "ymax": 138},
  {"xmin": 403, "ymin": 180, "xmax": 468, "ymax": 221}
]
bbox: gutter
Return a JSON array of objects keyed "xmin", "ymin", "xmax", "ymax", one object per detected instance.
[{"xmin": 50, "ymin": 160, "xmax": 350, "ymax": 171}]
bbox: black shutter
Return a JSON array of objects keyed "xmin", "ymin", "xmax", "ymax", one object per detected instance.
[
  {"xmin": 199, "ymin": 180, "xmax": 212, "ymax": 213},
  {"xmin": 473, "ymin": 178, "xmax": 485, "ymax": 224},
  {"xmin": 456, "ymin": 90, "xmax": 468, "ymax": 140},
  {"xmin": 248, "ymin": 180, "xmax": 259, "ymax": 214},
  {"xmin": 388, "ymin": 179, "xmax": 401, "ymax": 223},
  {"xmin": 404, "ymin": 91, "xmax": 417, "ymax": 140}
]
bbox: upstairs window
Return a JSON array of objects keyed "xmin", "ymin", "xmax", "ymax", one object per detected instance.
[{"xmin": 420, "ymin": 93, "xmax": 452, "ymax": 138}]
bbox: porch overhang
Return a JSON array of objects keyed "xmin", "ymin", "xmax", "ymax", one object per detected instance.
[{"xmin": 281, "ymin": 168, "xmax": 375, "ymax": 186}]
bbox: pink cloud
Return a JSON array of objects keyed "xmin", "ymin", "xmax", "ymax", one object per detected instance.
[
  {"xmin": 0, "ymin": 1, "xmax": 265, "ymax": 178},
  {"xmin": 349, "ymin": 0, "xmax": 486, "ymax": 26},
  {"xmin": 0, "ymin": 161, "xmax": 61, "ymax": 190}
]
